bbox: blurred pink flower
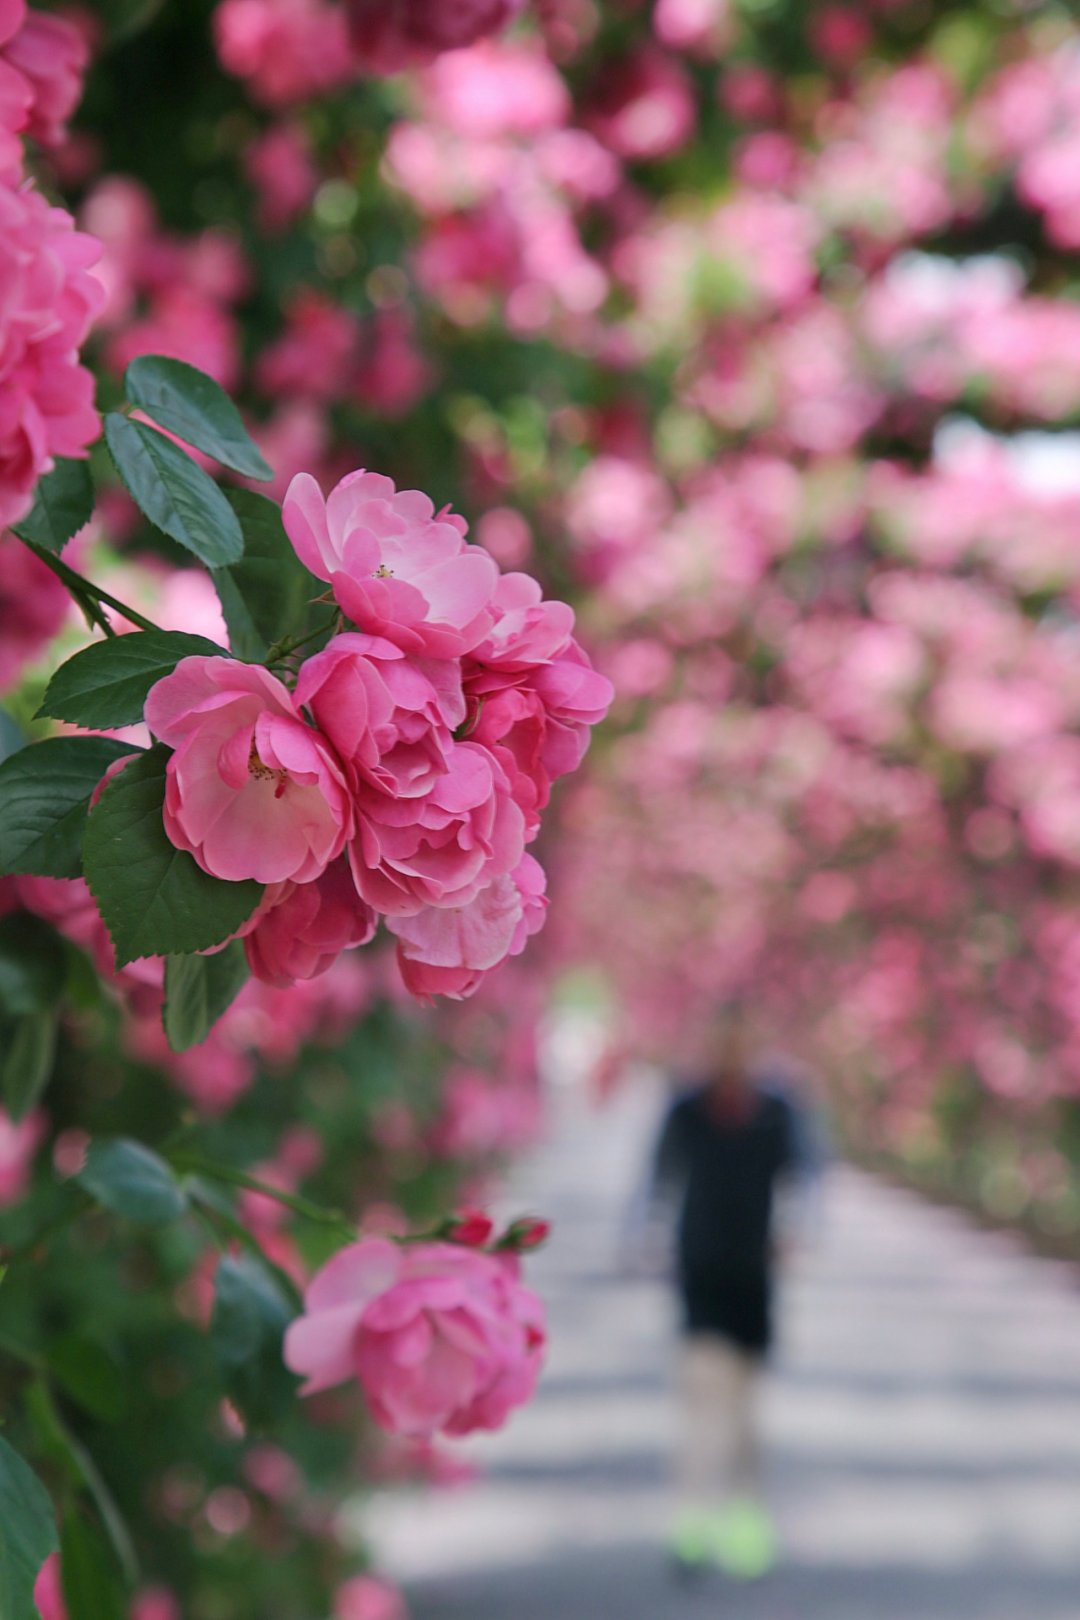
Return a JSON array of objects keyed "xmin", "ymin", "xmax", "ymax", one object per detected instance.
[
  {"xmin": 284, "ymin": 1235, "xmax": 545, "ymax": 1437},
  {"xmin": 345, "ymin": 0, "xmax": 526, "ymax": 75},
  {"xmin": 335, "ymin": 1575, "xmax": 408, "ymax": 1620},
  {"xmin": 0, "ymin": 1105, "xmax": 44, "ymax": 1206}
]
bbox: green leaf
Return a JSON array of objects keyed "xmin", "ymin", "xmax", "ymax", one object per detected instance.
[
  {"xmin": 1, "ymin": 1010, "xmax": 58, "ymax": 1122},
  {"xmin": 163, "ymin": 941, "xmax": 250, "ymax": 1053},
  {"xmin": 39, "ymin": 629, "xmax": 228, "ymax": 731},
  {"xmin": 59, "ymin": 1513, "xmax": 126, "ymax": 1620},
  {"xmin": 11, "ymin": 459, "xmax": 94, "ymax": 554},
  {"xmin": 82, "ymin": 745, "xmax": 262, "ymax": 965},
  {"xmin": 76, "ymin": 1139, "xmax": 187, "ymax": 1225},
  {"xmin": 0, "ymin": 736, "xmax": 137, "ymax": 881},
  {"xmin": 46, "ymin": 1335, "xmax": 127, "ymax": 1424},
  {"xmin": 125, "ymin": 356, "xmax": 272, "ymax": 481},
  {"xmin": 0, "ymin": 913, "xmax": 66, "ymax": 1017},
  {"xmin": 211, "ymin": 1254, "xmax": 297, "ymax": 1425},
  {"xmin": 103, "ymin": 414, "xmax": 244, "ymax": 568},
  {"xmin": 213, "ymin": 488, "xmax": 321, "ymax": 660},
  {"xmin": 0, "ymin": 1435, "xmax": 59, "ymax": 1620}
]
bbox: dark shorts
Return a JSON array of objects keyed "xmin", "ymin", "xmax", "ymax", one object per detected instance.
[{"xmin": 678, "ymin": 1267, "xmax": 773, "ymax": 1356}]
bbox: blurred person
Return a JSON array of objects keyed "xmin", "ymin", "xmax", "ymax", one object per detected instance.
[{"xmin": 634, "ymin": 1005, "xmax": 813, "ymax": 1582}]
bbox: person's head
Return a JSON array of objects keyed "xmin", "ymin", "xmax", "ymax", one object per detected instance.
[{"xmin": 700, "ymin": 1001, "xmax": 754, "ymax": 1095}]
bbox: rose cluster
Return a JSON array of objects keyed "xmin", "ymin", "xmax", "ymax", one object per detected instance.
[
  {"xmin": 283, "ymin": 1233, "xmax": 545, "ymax": 1438},
  {"xmin": 0, "ymin": 2, "xmax": 101, "ymax": 529},
  {"xmin": 144, "ymin": 469, "xmax": 611, "ymax": 1000}
]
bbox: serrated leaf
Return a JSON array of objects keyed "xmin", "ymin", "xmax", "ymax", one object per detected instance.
[
  {"xmin": 125, "ymin": 356, "xmax": 272, "ymax": 481},
  {"xmin": 81, "ymin": 745, "xmax": 262, "ymax": 965},
  {"xmin": 211, "ymin": 1254, "xmax": 297, "ymax": 1425},
  {"xmin": 0, "ymin": 736, "xmax": 137, "ymax": 880},
  {"xmin": 76, "ymin": 1139, "xmax": 187, "ymax": 1225},
  {"xmin": 1, "ymin": 1010, "xmax": 58, "ymax": 1122},
  {"xmin": 40, "ymin": 630, "xmax": 227, "ymax": 731},
  {"xmin": 59, "ymin": 1513, "xmax": 126, "ymax": 1620},
  {"xmin": 0, "ymin": 1435, "xmax": 59, "ymax": 1620},
  {"xmin": 11, "ymin": 459, "xmax": 95, "ymax": 554},
  {"xmin": 104, "ymin": 414, "xmax": 244, "ymax": 568},
  {"xmin": 163, "ymin": 941, "xmax": 249, "ymax": 1052},
  {"xmin": 213, "ymin": 488, "xmax": 321, "ymax": 660}
]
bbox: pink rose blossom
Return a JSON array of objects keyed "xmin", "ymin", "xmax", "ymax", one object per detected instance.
[
  {"xmin": 389, "ymin": 854, "xmax": 547, "ymax": 1001},
  {"xmin": 214, "ymin": 0, "xmax": 353, "ymax": 107},
  {"xmin": 243, "ymin": 121, "xmax": 317, "ymax": 233},
  {"xmin": 0, "ymin": 176, "xmax": 103, "ymax": 529},
  {"xmin": 3, "ymin": 7, "xmax": 88, "ymax": 147},
  {"xmin": 283, "ymin": 469, "xmax": 498, "ymax": 657},
  {"xmin": 345, "ymin": 0, "xmax": 526, "ymax": 75},
  {"xmin": 296, "ymin": 631, "xmax": 462, "ymax": 799},
  {"xmin": 335, "ymin": 1575, "xmax": 408, "ymax": 1620},
  {"xmin": 244, "ymin": 862, "xmax": 376, "ymax": 987},
  {"xmin": 283, "ymin": 1235, "xmax": 545, "ymax": 1437},
  {"xmin": 350, "ymin": 740, "xmax": 525, "ymax": 918},
  {"xmin": 144, "ymin": 656, "xmax": 352, "ymax": 885}
]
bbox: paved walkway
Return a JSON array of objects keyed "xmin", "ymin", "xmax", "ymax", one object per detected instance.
[{"xmin": 369, "ymin": 1082, "xmax": 1080, "ymax": 1620}]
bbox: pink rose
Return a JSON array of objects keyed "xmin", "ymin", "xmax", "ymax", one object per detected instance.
[
  {"xmin": 144, "ymin": 656, "xmax": 352, "ymax": 884},
  {"xmin": 345, "ymin": 0, "xmax": 525, "ymax": 74},
  {"xmin": 295, "ymin": 632, "xmax": 463, "ymax": 801},
  {"xmin": 213, "ymin": 0, "xmax": 353, "ymax": 107},
  {"xmin": 283, "ymin": 1235, "xmax": 546, "ymax": 1437},
  {"xmin": 3, "ymin": 7, "xmax": 88, "ymax": 147},
  {"xmin": 465, "ymin": 635, "xmax": 613, "ymax": 832},
  {"xmin": 334, "ymin": 1575, "xmax": 408, "ymax": 1620},
  {"xmin": 350, "ymin": 740, "xmax": 525, "ymax": 917},
  {"xmin": 283, "ymin": 469, "xmax": 498, "ymax": 657},
  {"xmin": 389, "ymin": 854, "xmax": 547, "ymax": 1001},
  {"xmin": 0, "ymin": 177, "xmax": 103, "ymax": 530},
  {"xmin": 243, "ymin": 862, "xmax": 376, "ymax": 987}
]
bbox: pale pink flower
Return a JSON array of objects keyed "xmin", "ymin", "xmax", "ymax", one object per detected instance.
[
  {"xmin": 144, "ymin": 657, "xmax": 352, "ymax": 885},
  {"xmin": 283, "ymin": 469, "xmax": 498, "ymax": 657},
  {"xmin": 243, "ymin": 862, "xmax": 376, "ymax": 987},
  {"xmin": 389, "ymin": 853, "xmax": 547, "ymax": 1002},
  {"xmin": 334, "ymin": 1575, "xmax": 408, "ymax": 1620},
  {"xmin": 350, "ymin": 740, "xmax": 525, "ymax": 917},
  {"xmin": 243, "ymin": 121, "xmax": 317, "ymax": 232},
  {"xmin": 345, "ymin": 0, "xmax": 526, "ymax": 75},
  {"xmin": 0, "ymin": 176, "xmax": 103, "ymax": 529},
  {"xmin": 283, "ymin": 1235, "xmax": 545, "ymax": 1437}
]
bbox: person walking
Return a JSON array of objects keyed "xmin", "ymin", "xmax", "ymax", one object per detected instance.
[{"xmin": 640, "ymin": 1008, "xmax": 805, "ymax": 1581}]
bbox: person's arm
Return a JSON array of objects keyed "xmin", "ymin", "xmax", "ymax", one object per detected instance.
[{"xmin": 620, "ymin": 1097, "xmax": 688, "ymax": 1275}]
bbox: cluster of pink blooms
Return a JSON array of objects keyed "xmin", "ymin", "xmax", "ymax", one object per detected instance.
[
  {"xmin": 141, "ymin": 468, "xmax": 610, "ymax": 1000},
  {"xmin": 213, "ymin": 0, "xmax": 525, "ymax": 104},
  {"xmin": 0, "ymin": 1, "xmax": 101, "ymax": 529},
  {"xmin": 284, "ymin": 1232, "xmax": 545, "ymax": 1437}
]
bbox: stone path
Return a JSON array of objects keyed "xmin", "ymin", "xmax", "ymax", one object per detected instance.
[{"xmin": 368, "ymin": 1081, "xmax": 1080, "ymax": 1620}]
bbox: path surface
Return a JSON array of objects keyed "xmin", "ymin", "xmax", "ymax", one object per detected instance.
[{"xmin": 369, "ymin": 1081, "xmax": 1080, "ymax": 1620}]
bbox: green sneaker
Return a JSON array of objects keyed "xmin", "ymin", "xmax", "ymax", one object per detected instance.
[
  {"xmin": 668, "ymin": 1509, "xmax": 715, "ymax": 1577},
  {"xmin": 712, "ymin": 1500, "xmax": 778, "ymax": 1580}
]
